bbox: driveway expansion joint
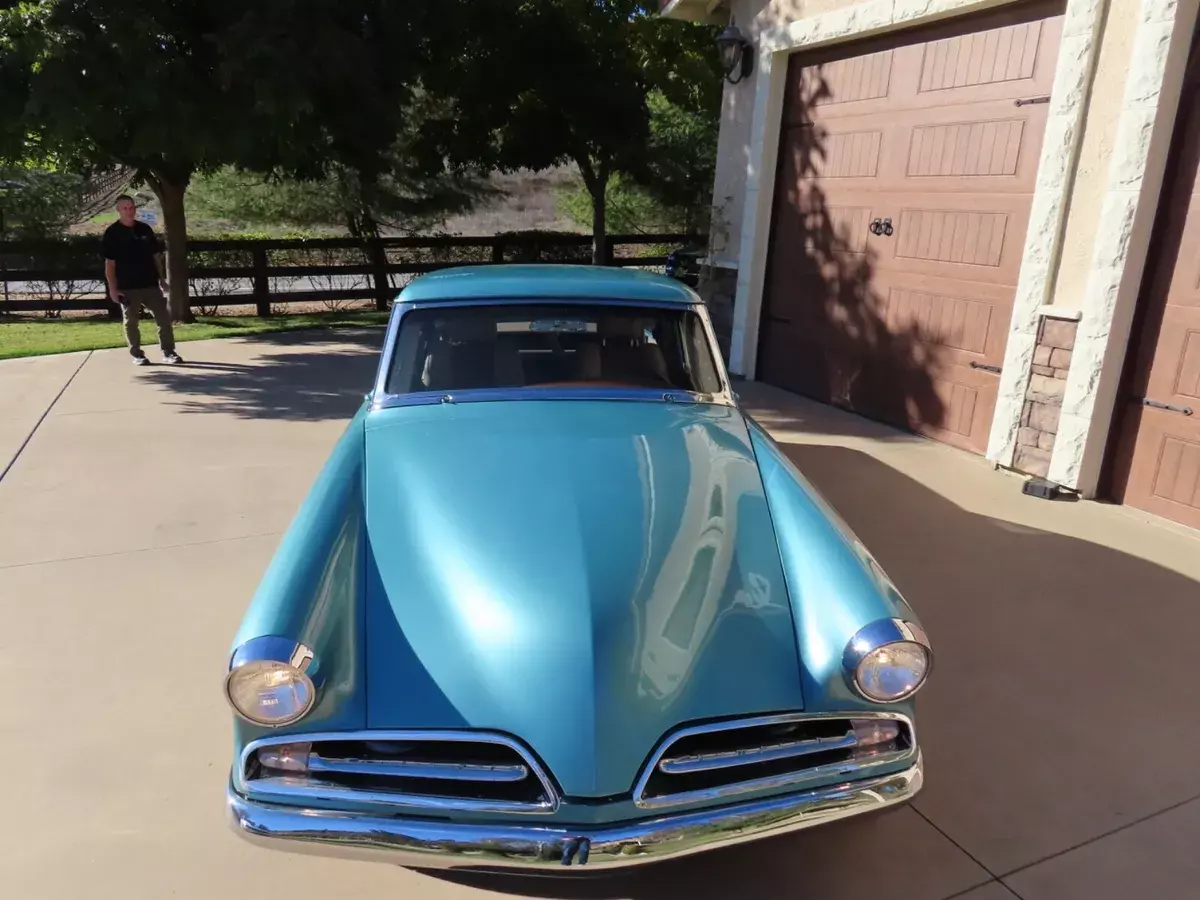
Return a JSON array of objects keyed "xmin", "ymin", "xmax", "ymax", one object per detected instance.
[{"xmin": 0, "ymin": 350, "xmax": 93, "ymax": 485}]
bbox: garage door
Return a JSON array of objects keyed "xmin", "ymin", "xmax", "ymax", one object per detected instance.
[
  {"xmin": 759, "ymin": 0, "xmax": 1064, "ymax": 453},
  {"xmin": 1109, "ymin": 54, "xmax": 1200, "ymax": 530}
]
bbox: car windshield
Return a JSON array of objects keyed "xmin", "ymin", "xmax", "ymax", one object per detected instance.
[{"xmin": 385, "ymin": 303, "xmax": 724, "ymax": 395}]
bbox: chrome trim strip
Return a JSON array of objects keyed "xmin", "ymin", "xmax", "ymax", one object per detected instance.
[
  {"xmin": 239, "ymin": 730, "xmax": 560, "ymax": 815},
  {"xmin": 658, "ymin": 730, "xmax": 858, "ymax": 775},
  {"xmin": 370, "ymin": 386, "xmax": 735, "ymax": 411},
  {"xmin": 307, "ymin": 755, "xmax": 529, "ymax": 783},
  {"xmin": 842, "ymin": 619, "xmax": 934, "ymax": 703},
  {"xmin": 227, "ymin": 753, "xmax": 922, "ymax": 870},
  {"xmin": 632, "ymin": 712, "xmax": 914, "ymax": 810}
]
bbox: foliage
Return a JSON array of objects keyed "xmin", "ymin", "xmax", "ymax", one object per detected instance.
[
  {"xmin": 0, "ymin": 165, "xmax": 84, "ymax": 238},
  {"xmin": 635, "ymin": 89, "xmax": 720, "ymax": 234},
  {"xmin": 425, "ymin": 1, "xmax": 718, "ymax": 261},
  {"xmin": 558, "ymin": 87, "xmax": 720, "ymax": 236},
  {"xmin": 559, "ymin": 174, "xmax": 679, "ymax": 235},
  {"xmin": 425, "ymin": 0, "xmax": 653, "ymax": 262},
  {"xmin": 188, "ymin": 162, "xmax": 489, "ymax": 239}
]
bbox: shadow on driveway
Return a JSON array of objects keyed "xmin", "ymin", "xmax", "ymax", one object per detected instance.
[{"xmin": 142, "ymin": 328, "xmax": 384, "ymax": 421}]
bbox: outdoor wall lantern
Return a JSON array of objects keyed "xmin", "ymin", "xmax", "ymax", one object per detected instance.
[{"xmin": 716, "ymin": 23, "xmax": 753, "ymax": 84}]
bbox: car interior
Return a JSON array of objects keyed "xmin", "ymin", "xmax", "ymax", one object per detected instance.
[{"xmin": 390, "ymin": 304, "xmax": 720, "ymax": 395}]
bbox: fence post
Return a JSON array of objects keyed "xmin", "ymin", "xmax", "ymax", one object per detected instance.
[
  {"xmin": 491, "ymin": 240, "xmax": 504, "ymax": 265},
  {"xmin": 604, "ymin": 240, "xmax": 615, "ymax": 267},
  {"xmin": 252, "ymin": 246, "xmax": 270, "ymax": 317},
  {"xmin": 370, "ymin": 239, "xmax": 389, "ymax": 312}
]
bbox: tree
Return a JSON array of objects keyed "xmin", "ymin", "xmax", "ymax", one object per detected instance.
[
  {"xmin": 1, "ymin": 2, "xmax": 255, "ymax": 320},
  {"xmin": 426, "ymin": 0, "xmax": 719, "ymax": 263},
  {"xmin": 0, "ymin": 164, "xmax": 84, "ymax": 239},
  {"xmin": 426, "ymin": 0, "xmax": 652, "ymax": 264},
  {"xmin": 628, "ymin": 11, "xmax": 722, "ymax": 234},
  {"xmin": 559, "ymin": 89, "xmax": 721, "ymax": 236},
  {"xmin": 0, "ymin": 1, "xmax": 481, "ymax": 319}
]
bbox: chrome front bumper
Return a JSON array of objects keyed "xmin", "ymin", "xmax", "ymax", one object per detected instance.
[{"xmin": 227, "ymin": 752, "xmax": 922, "ymax": 870}]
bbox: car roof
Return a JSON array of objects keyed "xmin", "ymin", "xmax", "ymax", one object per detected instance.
[{"xmin": 396, "ymin": 264, "xmax": 699, "ymax": 307}]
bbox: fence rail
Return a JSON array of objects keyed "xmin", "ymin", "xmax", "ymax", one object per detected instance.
[{"xmin": 0, "ymin": 232, "xmax": 700, "ymax": 315}]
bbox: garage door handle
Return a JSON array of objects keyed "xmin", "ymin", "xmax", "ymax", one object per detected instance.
[
  {"xmin": 970, "ymin": 361, "xmax": 1001, "ymax": 374},
  {"xmin": 1136, "ymin": 397, "xmax": 1193, "ymax": 415}
]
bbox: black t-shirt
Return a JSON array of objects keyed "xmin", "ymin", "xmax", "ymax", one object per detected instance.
[{"xmin": 101, "ymin": 221, "xmax": 162, "ymax": 290}]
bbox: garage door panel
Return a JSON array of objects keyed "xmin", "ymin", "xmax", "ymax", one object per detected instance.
[
  {"xmin": 882, "ymin": 283, "xmax": 999, "ymax": 359},
  {"xmin": 801, "ymin": 109, "xmax": 1049, "ymax": 193},
  {"xmin": 767, "ymin": 200, "xmax": 878, "ymax": 269},
  {"xmin": 874, "ymin": 194, "xmax": 1033, "ymax": 285},
  {"xmin": 916, "ymin": 18, "xmax": 1057, "ymax": 95},
  {"xmin": 810, "ymin": 128, "xmax": 885, "ymax": 179},
  {"xmin": 848, "ymin": 354, "xmax": 998, "ymax": 450},
  {"xmin": 1116, "ymin": 413, "xmax": 1200, "ymax": 529},
  {"xmin": 886, "ymin": 286, "xmax": 988, "ymax": 352},
  {"xmin": 757, "ymin": 322, "xmax": 865, "ymax": 409},
  {"xmin": 797, "ymin": 14, "xmax": 1060, "ymax": 124},
  {"xmin": 1143, "ymin": 307, "xmax": 1200, "ymax": 402}
]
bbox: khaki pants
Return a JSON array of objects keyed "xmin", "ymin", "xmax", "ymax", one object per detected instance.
[{"xmin": 119, "ymin": 287, "xmax": 176, "ymax": 357}]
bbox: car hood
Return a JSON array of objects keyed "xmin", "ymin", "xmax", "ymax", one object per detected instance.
[{"xmin": 362, "ymin": 400, "xmax": 801, "ymax": 798}]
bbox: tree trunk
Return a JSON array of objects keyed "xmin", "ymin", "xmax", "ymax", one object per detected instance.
[
  {"xmin": 590, "ymin": 171, "xmax": 609, "ymax": 266},
  {"xmin": 148, "ymin": 172, "xmax": 194, "ymax": 323},
  {"xmin": 592, "ymin": 183, "xmax": 609, "ymax": 266},
  {"xmin": 576, "ymin": 153, "xmax": 610, "ymax": 267}
]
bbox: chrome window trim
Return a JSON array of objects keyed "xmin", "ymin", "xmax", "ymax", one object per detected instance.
[
  {"xmin": 238, "ymin": 730, "xmax": 561, "ymax": 815},
  {"xmin": 841, "ymin": 619, "xmax": 934, "ymax": 703},
  {"xmin": 370, "ymin": 296, "xmax": 734, "ymax": 408},
  {"xmin": 224, "ymin": 636, "xmax": 323, "ymax": 727},
  {"xmin": 631, "ymin": 711, "xmax": 915, "ymax": 811},
  {"xmin": 371, "ymin": 386, "xmax": 735, "ymax": 411}
]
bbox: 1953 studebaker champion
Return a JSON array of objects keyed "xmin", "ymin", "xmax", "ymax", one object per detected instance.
[{"xmin": 224, "ymin": 264, "xmax": 932, "ymax": 871}]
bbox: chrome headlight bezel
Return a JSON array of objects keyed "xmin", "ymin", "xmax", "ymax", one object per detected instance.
[
  {"xmin": 225, "ymin": 636, "xmax": 323, "ymax": 727},
  {"xmin": 842, "ymin": 619, "xmax": 932, "ymax": 704}
]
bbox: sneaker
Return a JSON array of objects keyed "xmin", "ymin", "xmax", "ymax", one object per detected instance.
[
  {"xmin": 162, "ymin": 351, "xmax": 183, "ymax": 365},
  {"xmin": 132, "ymin": 355, "xmax": 149, "ymax": 367}
]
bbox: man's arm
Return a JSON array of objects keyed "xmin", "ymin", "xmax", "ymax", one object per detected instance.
[
  {"xmin": 104, "ymin": 259, "xmax": 121, "ymax": 302},
  {"xmin": 101, "ymin": 230, "xmax": 119, "ymax": 302}
]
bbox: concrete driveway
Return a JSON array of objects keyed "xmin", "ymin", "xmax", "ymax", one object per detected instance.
[{"xmin": 1, "ymin": 332, "xmax": 1197, "ymax": 900}]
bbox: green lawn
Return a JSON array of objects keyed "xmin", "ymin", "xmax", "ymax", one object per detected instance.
[{"xmin": 0, "ymin": 311, "xmax": 389, "ymax": 361}]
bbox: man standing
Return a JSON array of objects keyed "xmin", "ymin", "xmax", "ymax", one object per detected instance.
[{"xmin": 102, "ymin": 195, "xmax": 183, "ymax": 365}]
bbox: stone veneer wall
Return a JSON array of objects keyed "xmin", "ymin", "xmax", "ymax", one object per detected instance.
[
  {"xmin": 1015, "ymin": 317, "xmax": 1079, "ymax": 477},
  {"xmin": 699, "ymin": 266, "xmax": 738, "ymax": 367}
]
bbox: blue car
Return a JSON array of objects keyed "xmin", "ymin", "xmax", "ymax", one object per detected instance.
[{"xmin": 224, "ymin": 265, "xmax": 932, "ymax": 871}]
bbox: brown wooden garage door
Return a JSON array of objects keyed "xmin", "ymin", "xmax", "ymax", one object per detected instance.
[
  {"xmin": 1109, "ymin": 55, "xmax": 1200, "ymax": 530},
  {"xmin": 759, "ymin": 0, "xmax": 1064, "ymax": 453}
]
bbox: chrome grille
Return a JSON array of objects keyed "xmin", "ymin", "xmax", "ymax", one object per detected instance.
[
  {"xmin": 634, "ymin": 714, "xmax": 914, "ymax": 809},
  {"xmin": 238, "ymin": 731, "xmax": 559, "ymax": 814}
]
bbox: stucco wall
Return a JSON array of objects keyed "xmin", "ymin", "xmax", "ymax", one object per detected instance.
[{"xmin": 1048, "ymin": 0, "xmax": 1139, "ymax": 309}]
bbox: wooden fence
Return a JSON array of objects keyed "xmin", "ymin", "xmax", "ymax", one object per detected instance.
[{"xmin": 0, "ymin": 232, "xmax": 700, "ymax": 315}]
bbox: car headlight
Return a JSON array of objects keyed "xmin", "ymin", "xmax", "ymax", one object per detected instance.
[
  {"xmin": 225, "ymin": 636, "xmax": 321, "ymax": 726},
  {"xmin": 843, "ymin": 619, "xmax": 932, "ymax": 703}
]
